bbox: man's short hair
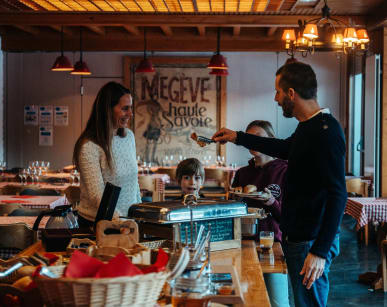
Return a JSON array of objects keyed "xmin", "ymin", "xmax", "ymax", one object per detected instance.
[
  {"xmin": 176, "ymin": 158, "xmax": 205, "ymax": 184},
  {"xmin": 276, "ymin": 62, "xmax": 317, "ymax": 100}
]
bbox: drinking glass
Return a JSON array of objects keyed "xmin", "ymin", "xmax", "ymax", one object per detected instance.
[{"xmin": 260, "ymin": 231, "xmax": 274, "ymax": 249}]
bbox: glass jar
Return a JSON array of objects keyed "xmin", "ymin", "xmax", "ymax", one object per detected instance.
[{"xmin": 172, "ymin": 276, "xmax": 212, "ymax": 307}]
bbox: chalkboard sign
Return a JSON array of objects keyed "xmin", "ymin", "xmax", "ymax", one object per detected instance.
[{"xmin": 179, "ymin": 218, "xmax": 234, "ymax": 245}]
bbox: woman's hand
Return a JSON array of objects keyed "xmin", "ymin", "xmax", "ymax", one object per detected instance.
[
  {"xmin": 257, "ymin": 188, "xmax": 275, "ymax": 206},
  {"xmin": 212, "ymin": 128, "xmax": 237, "ymax": 144}
]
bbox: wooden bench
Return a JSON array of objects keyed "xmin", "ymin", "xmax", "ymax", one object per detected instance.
[{"xmin": 257, "ymin": 242, "xmax": 287, "ymax": 274}]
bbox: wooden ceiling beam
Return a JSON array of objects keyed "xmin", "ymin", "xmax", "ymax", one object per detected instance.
[
  {"xmin": 49, "ymin": 25, "xmax": 74, "ymax": 35},
  {"xmin": 12, "ymin": 25, "xmax": 39, "ymax": 35},
  {"xmin": 0, "ymin": 12, "xmax": 366, "ymax": 27},
  {"xmin": 122, "ymin": 25, "xmax": 140, "ymax": 35},
  {"xmin": 1, "ymin": 35, "xmax": 284, "ymax": 52},
  {"xmin": 160, "ymin": 25, "xmax": 172, "ymax": 36},
  {"xmin": 197, "ymin": 26, "xmax": 205, "ymax": 36},
  {"xmin": 86, "ymin": 25, "xmax": 105, "ymax": 35},
  {"xmin": 233, "ymin": 26, "xmax": 240, "ymax": 36}
]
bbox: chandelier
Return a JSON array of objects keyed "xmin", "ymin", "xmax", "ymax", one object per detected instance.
[{"xmin": 282, "ymin": 0, "xmax": 369, "ymax": 57}]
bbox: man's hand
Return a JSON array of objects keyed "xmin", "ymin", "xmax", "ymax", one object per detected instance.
[
  {"xmin": 212, "ymin": 128, "xmax": 237, "ymax": 144},
  {"xmin": 300, "ymin": 253, "xmax": 326, "ymax": 289}
]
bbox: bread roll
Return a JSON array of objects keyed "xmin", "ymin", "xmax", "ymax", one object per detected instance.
[{"xmin": 243, "ymin": 185, "xmax": 257, "ymax": 194}]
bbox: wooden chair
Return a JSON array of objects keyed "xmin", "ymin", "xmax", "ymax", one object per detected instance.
[
  {"xmin": 0, "ymin": 204, "xmax": 23, "ymax": 216},
  {"xmin": 138, "ymin": 176, "xmax": 165, "ymax": 201},
  {"xmin": 0, "ymin": 185, "xmax": 21, "ymax": 195},
  {"xmin": 155, "ymin": 168, "xmax": 181, "ymax": 199},
  {"xmin": 0, "ymin": 224, "xmax": 36, "ymax": 260},
  {"xmin": 346, "ymin": 178, "xmax": 371, "ymax": 245},
  {"xmin": 64, "ymin": 186, "xmax": 81, "ymax": 205},
  {"xmin": 201, "ymin": 168, "xmax": 229, "ymax": 199},
  {"xmin": 346, "ymin": 178, "xmax": 368, "ymax": 197}
]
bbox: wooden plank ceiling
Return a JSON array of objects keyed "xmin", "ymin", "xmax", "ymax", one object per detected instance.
[{"xmin": 0, "ymin": 0, "xmax": 385, "ymax": 51}]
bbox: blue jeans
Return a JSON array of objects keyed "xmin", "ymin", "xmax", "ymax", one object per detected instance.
[
  {"xmin": 283, "ymin": 235, "xmax": 340, "ymax": 307},
  {"xmin": 264, "ymin": 273, "xmax": 290, "ymax": 307}
]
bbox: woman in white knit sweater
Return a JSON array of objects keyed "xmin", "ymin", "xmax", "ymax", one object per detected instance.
[{"xmin": 73, "ymin": 82, "xmax": 141, "ymax": 227}]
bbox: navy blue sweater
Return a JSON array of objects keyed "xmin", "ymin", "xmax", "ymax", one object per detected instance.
[{"xmin": 236, "ymin": 112, "xmax": 347, "ymax": 258}]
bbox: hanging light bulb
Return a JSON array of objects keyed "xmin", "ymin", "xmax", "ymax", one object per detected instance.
[
  {"xmin": 51, "ymin": 26, "xmax": 73, "ymax": 72},
  {"xmin": 208, "ymin": 28, "xmax": 228, "ymax": 71},
  {"xmin": 71, "ymin": 28, "xmax": 91, "ymax": 75},
  {"xmin": 136, "ymin": 28, "xmax": 155, "ymax": 73}
]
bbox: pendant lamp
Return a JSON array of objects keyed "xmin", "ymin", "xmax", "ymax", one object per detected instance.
[
  {"xmin": 71, "ymin": 28, "xmax": 91, "ymax": 75},
  {"xmin": 136, "ymin": 28, "xmax": 155, "ymax": 73},
  {"xmin": 51, "ymin": 26, "xmax": 73, "ymax": 71},
  {"xmin": 208, "ymin": 27, "xmax": 228, "ymax": 71}
]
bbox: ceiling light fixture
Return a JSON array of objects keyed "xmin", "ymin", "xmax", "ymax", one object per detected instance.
[
  {"xmin": 71, "ymin": 28, "xmax": 91, "ymax": 75},
  {"xmin": 282, "ymin": 0, "xmax": 369, "ymax": 57},
  {"xmin": 208, "ymin": 27, "xmax": 228, "ymax": 72},
  {"xmin": 136, "ymin": 28, "xmax": 155, "ymax": 73},
  {"xmin": 51, "ymin": 26, "xmax": 73, "ymax": 72}
]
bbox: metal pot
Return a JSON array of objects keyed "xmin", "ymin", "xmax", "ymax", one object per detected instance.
[{"xmin": 241, "ymin": 217, "xmax": 258, "ymax": 236}]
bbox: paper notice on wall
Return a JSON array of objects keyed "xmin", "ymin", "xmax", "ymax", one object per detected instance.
[
  {"xmin": 39, "ymin": 126, "xmax": 53, "ymax": 146},
  {"xmin": 54, "ymin": 106, "xmax": 69, "ymax": 126},
  {"xmin": 24, "ymin": 105, "xmax": 38, "ymax": 126},
  {"xmin": 39, "ymin": 106, "xmax": 53, "ymax": 126}
]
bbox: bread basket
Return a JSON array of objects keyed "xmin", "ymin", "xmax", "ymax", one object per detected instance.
[{"xmin": 35, "ymin": 265, "xmax": 168, "ymax": 307}]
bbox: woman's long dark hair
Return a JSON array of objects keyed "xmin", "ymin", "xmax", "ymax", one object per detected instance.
[{"xmin": 73, "ymin": 82, "xmax": 131, "ymax": 170}]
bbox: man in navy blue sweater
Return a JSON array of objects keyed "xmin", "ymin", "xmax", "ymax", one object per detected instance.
[{"xmin": 212, "ymin": 62, "xmax": 347, "ymax": 307}]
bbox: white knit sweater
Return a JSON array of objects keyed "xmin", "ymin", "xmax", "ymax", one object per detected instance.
[{"xmin": 77, "ymin": 128, "xmax": 141, "ymax": 221}]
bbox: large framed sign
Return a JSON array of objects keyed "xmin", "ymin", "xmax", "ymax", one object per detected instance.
[{"xmin": 124, "ymin": 57, "xmax": 226, "ymax": 165}]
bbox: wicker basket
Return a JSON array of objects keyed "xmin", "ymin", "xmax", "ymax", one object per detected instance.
[{"xmin": 35, "ymin": 265, "xmax": 168, "ymax": 307}]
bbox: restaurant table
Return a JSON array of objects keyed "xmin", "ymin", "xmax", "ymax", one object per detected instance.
[
  {"xmin": 345, "ymin": 197, "xmax": 387, "ymax": 245},
  {"xmin": 17, "ymin": 240, "xmax": 270, "ymax": 307},
  {"xmin": 138, "ymin": 173, "xmax": 170, "ymax": 183},
  {"xmin": 0, "ymin": 195, "xmax": 68, "ymax": 209},
  {"xmin": 0, "ymin": 216, "xmax": 49, "ymax": 229}
]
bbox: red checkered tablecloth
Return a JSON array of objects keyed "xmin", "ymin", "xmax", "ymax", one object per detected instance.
[{"xmin": 345, "ymin": 197, "xmax": 387, "ymax": 229}]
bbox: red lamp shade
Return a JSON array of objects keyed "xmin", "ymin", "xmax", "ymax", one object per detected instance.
[
  {"xmin": 135, "ymin": 58, "xmax": 155, "ymax": 73},
  {"xmin": 209, "ymin": 68, "xmax": 229, "ymax": 76},
  {"xmin": 71, "ymin": 60, "xmax": 91, "ymax": 75},
  {"xmin": 207, "ymin": 54, "xmax": 228, "ymax": 70},
  {"xmin": 51, "ymin": 55, "xmax": 73, "ymax": 71}
]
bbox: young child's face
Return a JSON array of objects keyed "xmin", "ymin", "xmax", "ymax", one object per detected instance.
[{"xmin": 180, "ymin": 173, "xmax": 203, "ymax": 197}]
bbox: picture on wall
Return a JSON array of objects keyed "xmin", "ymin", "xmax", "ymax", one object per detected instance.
[{"xmin": 132, "ymin": 65, "xmax": 220, "ymax": 166}]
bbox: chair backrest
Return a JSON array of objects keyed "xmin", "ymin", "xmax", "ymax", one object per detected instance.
[
  {"xmin": 0, "ymin": 204, "xmax": 23, "ymax": 216},
  {"xmin": 155, "ymin": 167, "xmax": 177, "ymax": 182},
  {"xmin": 204, "ymin": 168, "xmax": 228, "ymax": 187},
  {"xmin": 0, "ymin": 185, "xmax": 21, "ymax": 195},
  {"xmin": 138, "ymin": 175, "xmax": 155, "ymax": 192},
  {"xmin": 346, "ymin": 178, "xmax": 368, "ymax": 197},
  {"xmin": 64, "ymin": 186, "xmax": 81, "ymax": 205},
  {"xmin": 0, "ymin": 223, "xmax": 35, "ymax": 250},
  {"xmin": 20, "ymin": 188, "xmax": 60, "ymax": 196}
]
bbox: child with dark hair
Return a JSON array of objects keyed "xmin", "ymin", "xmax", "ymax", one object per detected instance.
[{"xmin": 176, "ymin": 158, "xmax": 205, "ymax": 198}]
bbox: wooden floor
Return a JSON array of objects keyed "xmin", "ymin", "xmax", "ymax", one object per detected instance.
[{"xmin": 327, "ymin": 214, "xmax": 387, "ymax": 306}]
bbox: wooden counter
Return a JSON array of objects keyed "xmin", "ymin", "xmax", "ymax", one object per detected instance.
[
  {"xmin": 257, "ymin": 242, "xmax": 288, "ymax": 274},
  {"xmin": 18, "ymin": 240, "xmax": 270, "ymax": 307},
  {"xmin": 211, "ymin": 240, "xmax": 270, "ymax": 307}
]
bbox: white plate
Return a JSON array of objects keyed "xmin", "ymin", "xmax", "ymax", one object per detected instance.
[{"xmin": 230, "ymin": 191, "xmax": 263, "ymax": 197}]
